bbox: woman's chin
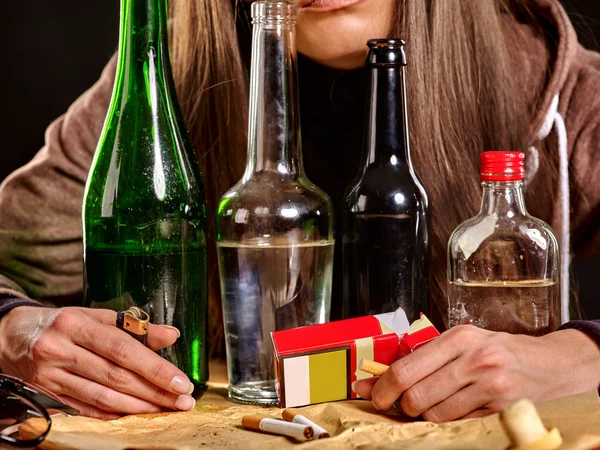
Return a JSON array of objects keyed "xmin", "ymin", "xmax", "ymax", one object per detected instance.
[
  {"xmin": 298, "ymin": 46, "xmax": 368, "ymax": 70},
  {"xmin": 295, "ymin": 0, "xmax": 393, "ymax": 69}
]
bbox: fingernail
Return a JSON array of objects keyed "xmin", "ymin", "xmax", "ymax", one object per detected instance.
[
  {"xmin": 175, "ymin": 395, "xmax": 195, "ymax": 411},
  {"xmin": 171, "ymin": 376, "xmax": 193, "ymax": 395},
  {"xmin": 160, "ymin": 325, "xmax": 181, "ymax": 339},
  {"xmin": 187, "ymin": 383, "xmax": 195, "ymax": 395},
  {"xmin": 351, "ymin": 381, "xmax": 358, "ymax": 393}
]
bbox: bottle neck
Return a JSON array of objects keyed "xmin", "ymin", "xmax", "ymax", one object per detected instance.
[
  {"xmin": 114, "ymin": 0, "xmax": 173, "ymax": 103},
  {"xmin": 364, "ymin": 65, "xmax": 411, "ymax": 167},
  {"xmin": 101, "ymin": 0, "xmax": 193, "ymax": 204},
  {"xmin": 480, "ymin": 181, "xmax": 528, "ymax": 217},
  {"xmin": 245, "ymin": 18, "xmax": 302, "ymax": 178}
]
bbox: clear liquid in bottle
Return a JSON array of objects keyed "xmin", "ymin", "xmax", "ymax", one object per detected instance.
[{"xmin": 215, "ymin": 1, "xmax": 334, "ymax": 404}]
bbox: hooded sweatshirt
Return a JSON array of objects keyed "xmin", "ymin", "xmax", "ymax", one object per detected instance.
[{"xmin": 0, "ymin": 0, "xmax": 599, "ymax": 347}]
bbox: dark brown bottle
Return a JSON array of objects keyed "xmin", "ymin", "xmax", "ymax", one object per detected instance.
[{"xmin": 342, "ymin": 39, "xmax": 429, "ymax": 321}]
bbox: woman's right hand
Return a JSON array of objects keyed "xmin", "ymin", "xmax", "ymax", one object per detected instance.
[{"xmin": 0, "ymin": 306, "xmax": 197, "ymax": 419}]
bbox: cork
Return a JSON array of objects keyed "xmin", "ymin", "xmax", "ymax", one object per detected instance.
[{"xmin": 500, "ymin": 399, "xmax": 563, "ymax": 450}]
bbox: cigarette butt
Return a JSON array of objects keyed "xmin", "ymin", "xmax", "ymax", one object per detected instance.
[
  {"xmin": 241, "ymin": 416, "xmax": 263, "ymax": 430},
  {"xmin": 282, "ymin": 410, "xmax": 330, "ymax": 439},
  {"xmin": 242, "ymin": 416, "xmax": 315, "ymax": 441},
  {"xmin": 499, "ymin": 399, "xmax": 562, "ymax": 450},
  {"xmin": 281, "ymin": 409, "xmax": 296, "ymax": 422},
  {"xmin": 358, "ymin": 359, "xmax": 389, "ymax": 376}
]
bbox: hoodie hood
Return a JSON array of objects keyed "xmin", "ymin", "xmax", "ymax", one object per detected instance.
[
  {"xmin": 526, "ymin": 0, "xmax": 579, "ymax": 136},
  {"xmin": 508, "ymin": 0, "xmax": 587, "ymax": 324}
]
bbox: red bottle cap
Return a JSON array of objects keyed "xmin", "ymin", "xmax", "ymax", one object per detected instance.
[{"xmin": 480, "ymin": 151, "xmax": 525, "ymax": 182}]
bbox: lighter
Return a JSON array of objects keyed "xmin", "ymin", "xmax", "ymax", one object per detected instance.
[{"xmin": 116, "ymin": 307, "xmax": 149, "ymax": 346}]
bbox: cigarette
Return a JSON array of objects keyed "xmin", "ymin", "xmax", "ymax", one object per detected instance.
[
  {"xmin": 282, "ymin": 410, "xmax": 330, "ymax": 439},
  {"xmin": 357, "ymin": 359, "xmax": 389, "ymax": 376},
  {"xmin": 241, "ymin": 416, "xmax": 315, "ymax": 441}
]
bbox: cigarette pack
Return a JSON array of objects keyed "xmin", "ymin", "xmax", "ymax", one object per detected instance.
[{"xmin": 271, "ymin": 309, "xmax": 440, "ymax": 408}]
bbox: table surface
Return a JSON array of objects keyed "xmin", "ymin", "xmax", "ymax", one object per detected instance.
[{"xmin": 6, "ymin": 362, "xmax": 600, "ymax": 450}]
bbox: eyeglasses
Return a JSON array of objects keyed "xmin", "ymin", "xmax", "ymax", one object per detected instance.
[{"xmin": 0, "ymin": 374, "xmax": 79, "ymax": 448}]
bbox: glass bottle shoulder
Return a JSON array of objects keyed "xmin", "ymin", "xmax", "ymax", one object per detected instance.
[
  {"xmin": 85, "ymin": 111, "xmax": 205, "ymax": 219},
  {"xmin": 449, "ymin": 212, "xmax": 558, "ymax": 254},
  {"xmin": 345, "ymin": 163, "xmax": 428, "ymax": 215},
  {"xmin": 83, "ymin": 92, "xmax": 207, "ymax": 251},
  {"xmin": 448, "ymin": 211, "xmax": 559, "ymax": 283},
  {"xmin": 216, "ymin": 172, "xmax": 334, "ymax": 243},
  {"xmin": 85, "ymin": 148, "xmax": 205, "ymax": 218}
]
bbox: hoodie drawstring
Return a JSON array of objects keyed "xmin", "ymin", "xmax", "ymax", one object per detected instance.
[{"xmin": 532, "ymin": 94, "xmax": 570, "ymax": 324}]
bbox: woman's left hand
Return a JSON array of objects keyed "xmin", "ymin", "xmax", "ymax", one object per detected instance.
[{"xmin": 353, "ymin": 325, "xmax": 600, "ymax": 423}]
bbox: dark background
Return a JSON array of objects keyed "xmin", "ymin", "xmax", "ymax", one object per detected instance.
[{"xmin": 1, "ymin": 1, "xmax": 599, "ymax": 318}]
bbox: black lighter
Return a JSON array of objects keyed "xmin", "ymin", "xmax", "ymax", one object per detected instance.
[{"xmin": 116, "ymin": 307, "xmax": 149, "ymax": 346}]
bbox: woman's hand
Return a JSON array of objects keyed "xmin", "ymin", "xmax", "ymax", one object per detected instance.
[
  {"xmin": 353, "ymin": 325, "xmax": 600, "ymax": 423},
  {"xmin": 0, "ymin": 306, "xmax": 197, "ymax": 419}
]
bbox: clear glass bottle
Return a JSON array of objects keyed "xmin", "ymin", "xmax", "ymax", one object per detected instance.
[
  {"xmin": 215, "ymin": 1, "xmax": 334, "ymax": 405},
  {"xmin": 448, "ymin": 151, "xmax": 560, "ymax": 335},
  {"xmin": 83, "ymin": 0, "xmax": 208, "ymax": 390},
  {"xmin": 343, "ymin": 40, "xmax": 429, "ymax": 321}
]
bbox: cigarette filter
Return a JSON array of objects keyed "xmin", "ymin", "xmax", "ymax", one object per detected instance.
[
  {"xmin": 282, "ymin": 410, "xmax": 330, "ymax": 439},
  {"xmin": 357, "ymin": 359, "xmax": 389, "ymax": 376},
  {"xmin": 241, "ymin": 416, "xmax": 314, "ymax": 441}
]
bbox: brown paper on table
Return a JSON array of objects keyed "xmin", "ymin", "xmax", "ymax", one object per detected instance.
[{"xmin": 19, "ymin": 368, "xmax": 600, "ymax": 450}]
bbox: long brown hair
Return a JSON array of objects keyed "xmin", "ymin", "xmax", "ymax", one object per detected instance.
[{"xmin": 169, "ymin": 0, "xmax": 557, "ymax": 356}]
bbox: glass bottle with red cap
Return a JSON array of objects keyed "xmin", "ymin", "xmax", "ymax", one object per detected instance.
[{"xmin": 447, "ymin": 151, "xmax": 560, "ymax": 335}]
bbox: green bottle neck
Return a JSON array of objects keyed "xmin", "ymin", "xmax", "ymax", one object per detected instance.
[
  {"xmin": 86, "ymin": 0, "xmax": 202, "ymax": 218},
  {"xmin": 114, "ymin": 0, "xmax": 173, "ymax": 103}
]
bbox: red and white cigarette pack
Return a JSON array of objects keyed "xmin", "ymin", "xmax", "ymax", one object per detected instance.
[{"xmin": 271, "ymin": 309, "xmax": 440, "ymax": 408}]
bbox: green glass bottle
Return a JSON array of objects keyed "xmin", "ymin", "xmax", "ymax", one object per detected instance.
[{"xmin": 82, "ymin": 0, "xmax": 208, "ymax": 391}]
